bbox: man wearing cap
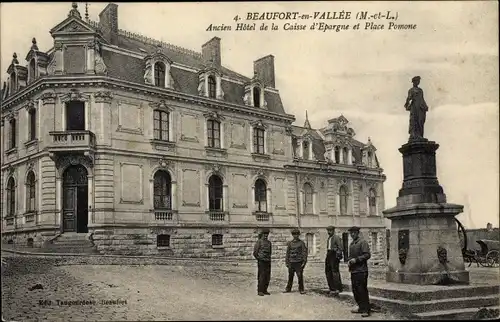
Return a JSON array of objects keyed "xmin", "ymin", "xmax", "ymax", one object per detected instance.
[
  {"xmin": 253, "ymin": 228, "xmax": 272, "ymax": 296},
  {"xmin": 284, "ymin": 228, "xmax": 308, "ymax": 294},
  {"xmin": 325, "ymin": 226, "xmax": 343, "ymax": 295},
  {"xmin": 347, "ymin": 226, "xmax": 372, "ymax": 317}
]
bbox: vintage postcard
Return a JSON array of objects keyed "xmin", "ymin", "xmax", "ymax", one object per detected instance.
[{"xmin": 1, "ymin": 1, "xmax": 498, "ymax": 321}]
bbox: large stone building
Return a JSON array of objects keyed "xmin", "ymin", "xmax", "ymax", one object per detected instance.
[{"xmin": 1, "ymin": 3, "xmax": 386, "ymax": 262}]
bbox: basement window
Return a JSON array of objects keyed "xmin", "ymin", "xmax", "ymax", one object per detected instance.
[
  {"xmin": 211, "ymin": 234, "xmax": 223, "ymax": 247},
  {"xmin": 157, "ymin": 234, "xmax": 170, "ymax": 247}
]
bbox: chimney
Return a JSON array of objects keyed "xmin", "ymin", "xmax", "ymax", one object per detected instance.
[
  {"xmin": 99, "ymin": 3, "xmax": 119, "ymax": 45},
  {"xmin": 202, "ymin": 37, "xmax": 221, "ymax": 67},
  {"xmin": 254, "ymin": 55, "xmax": 275, "ymax": 88}
]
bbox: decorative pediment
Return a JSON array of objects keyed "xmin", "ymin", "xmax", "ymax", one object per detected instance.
[
  {"xmin": 145, "ymin": 45, "xmax": 173, "ymax": 65},
  {"xmin": 25, "ymin": 38, "xmax": 49, "ymax": 65},
  {"xmin": 59, "ymin": 89, "xmax": 91, "ymax": 103},
  {"xmin": 250, "ymin": 120, "xmax": 267, "ymax": 129},
  {"xmin": 364, "ymin": 137, "xmax": 377, "ymax": 152},
  {"xmin": 302, "ymin": 132, "xmax": 315, "ymax": 141},
  {"xmin": 50, "ymin": 4, "xmax": 95, "ymax": 36},
  {"xmin": 94, "ymin": 91, "xmax": 113, "ymax": 104},
  {"xmin": 149, "ymin": 100, "xmax": 173, "ymax": 111},
  {"xmin": 203, "ymin": 110, "xmax": 224, "ymax": 121}
]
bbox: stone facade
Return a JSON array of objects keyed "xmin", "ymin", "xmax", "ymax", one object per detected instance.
[{"xmin": 1, "ymin": 3, "xmax": 387, "ymax": 263}]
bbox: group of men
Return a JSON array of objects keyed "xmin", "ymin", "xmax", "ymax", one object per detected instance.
[{"xmin": 253, "ymin": 225, "xmax": 372, "ymax": 317}]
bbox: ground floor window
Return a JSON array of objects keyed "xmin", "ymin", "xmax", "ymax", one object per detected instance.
[
  {"xmin": 211, "ymin": 234, "xmax": 223, "ymax": 246},
  {"xmin": 157, "ymin": 234, "xmax": 170, "ymax": 247}
]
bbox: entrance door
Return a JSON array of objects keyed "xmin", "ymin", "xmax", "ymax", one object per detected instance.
[{"xmin": 62, "ymin": 164, "xmax": 88, "ymax": 233}]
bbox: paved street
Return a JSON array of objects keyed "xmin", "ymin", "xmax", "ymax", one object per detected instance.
[{"xmin": 1, "ymin": 253, "xmax": 396, "ymax": 321}]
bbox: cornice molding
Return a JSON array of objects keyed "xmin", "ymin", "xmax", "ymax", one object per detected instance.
[{"xmin": 0, "ymin": 76, "xmax": 295, "ymax": 123}]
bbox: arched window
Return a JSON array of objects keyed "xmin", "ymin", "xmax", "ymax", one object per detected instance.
[
  {"xmin": 207, "ymin": 119, "xmax": 221, "ymax": 148},
  {"xmin": 369, "ymin": 188, "xmax": 377, "ymax": 216},
  {"xmin": 208, "ymin": 175, "xmax": 223, "ymax": 211},
  {"xmin": 306, "ymin": 233, "xmax": 315, "ymax": 255},
  {"xmin": 154, "ymin": 171, "xmax": 172, "ymax": 210},
  {"xmin": 342, "ymin": 147, "xmax": 348, "ymax": 164},
  {"xmin": 29, "ymin": 108, "xmax": 37, "ymax": 141},
  {"xmin": 254, "ymin": 179, "xmax": 267, "ymax": 212},
  {"xmin": 334, "ymin": 146, "xmax": 340, "ymax": 163},
  {"xmin": 29, "ymin": 59, "xmax": 36, "ymax": 82},
  {"xmin": 339, "ymin": 185, "xmax": 348, "ymax": 216},
  {"xmin": 208, "ymin": 75, "xmax": 216, "ymax": 98},
  {"xmin": 303, "ymin": 141, "xmax": 309, "ymax": 160},
  {"xmin": 303, "ymin": 183, "xmax": 313, "ymax": 214},
  {"xmin": 9, "ymin": 118, "xmax": 16, "ymax": 149},
  {"xmin": 26, "ymin": 172, "xmax": 36, "ymax": 212},
  {"xmin": 6, "ymin": 177, "xmax": 15, "ymax": 216},
  {"xmin": 253, "ymin": 87, "xmax": 260, "ymax": 107},
  {"xmin": 154, "ymin": 62, "xmax": 166, "ymax": 87},
  {"xmin": 153, "ymin": 110, "xmax": 169, "ymax": 141}
]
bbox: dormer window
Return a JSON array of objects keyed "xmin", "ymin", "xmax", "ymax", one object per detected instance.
[
  {"xmin": 144, "ymin": 45, "xmax": 172, "ymax": 89},
  {"xmin": 253, "ymin": 87, "xmax": 261, "ymax": 107},
  {"xmin": 154, "ymin": 62, "xmax": 166, "ymax": 87},
  {"xmin": 29, "ymin": 59, "xmax": 36, "ymax": 83},
  {"xmin": 10, "ymin": 72, "xmax": 17, "ymax": 95},
  {"xmin": 208, "ymin": 75, "xmax": 217, "ymax": 98},
  {"xmin": 367, "ymin": 151, "xmax": 373, "ymax": 167},
  {"xmin": 303, "ymin": 141, "xmax": 309, "ymax": 160},
  {"xmin": 334, "ymin": 146, "xmax": 340, "ymax": 163}
]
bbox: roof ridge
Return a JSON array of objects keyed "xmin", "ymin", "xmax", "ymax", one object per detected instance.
[{"xmin": 87, "ymin": 19, "xmax": 202, "ymax": 59}]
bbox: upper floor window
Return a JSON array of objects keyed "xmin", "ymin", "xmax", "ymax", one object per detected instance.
[
  {"xmin": 9, "ymin": 118, "xmax": 16, "ymax": 149},
  {"xmin": 207, "ymin": 119, "xmax": 221, "ymax": 148},
  {"xmin": 66, "ymin": 101, "xmax": 85, "ymax": 131},
  {"xmin": 6, "ymin": 177, "xmax": 15, "ymax": 216},
  {"xmin": 28, "ymin": 108, "xmax": 37, "ymax": 141},
  {"xmin": 303, "ymin": 141, "xmax": 309, "ymax": 160},
  {"xmin": 339, "ymin": 185, "xmax": 348, "ymax": 216},
  {"xmin": 334, "ymin": 146, "xmax": 340, "ymax": 163},
  {"xmin": 154, "ymin": 62, "xmax": 166, "ymax": 87},
  {"xmin": 254, "ymin": 179, "xmax": 267, "ymax": 212},
  {"xmin": 208, "ymin": 175, "xmax": 223, "ymax": 211},
  {"xmin": 253, "ymin": 87, "xmax": 261, "ymax": 107},
  {"xmin": 154, "ymin": 170, "xmax": 172, "ymax": 210},
  {"xmin": 154, "ymin": 110, "xmax": 170, "ymax": 141},
  {"xmin": 26, "ymin": 171, "xmax": 36, "ymax": 212},
  {"xmin": 253, "ymin": 128, "xmax": 265, "ymax": 154},
  {"xmin": 208, "ymin": 75, "xmax": 216, "ymax": 99},
  {"xmin": 303, "ymin": 183, "xmax": 314, "ymax": 214},
  {"xmin": 369, "ymin": 188, "xmax": 377, "ymax": 216}
]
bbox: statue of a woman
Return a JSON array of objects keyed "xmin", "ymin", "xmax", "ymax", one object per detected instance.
[{"xmin": 404, "ymin": 76, "xmax": 429, "ymax": 141}]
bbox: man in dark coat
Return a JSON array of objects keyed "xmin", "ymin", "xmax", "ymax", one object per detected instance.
[
  {"xmin": 284, "ymin": 228, "xmax": 308, "ymax": 294},
  {"xmin": 347, "ymin": 226, "xmax": 372, "ymax": 317},
  {"xmin": 253, "ymin": 228, "xmax": 272, "ymax": 296},
  {"xmin": 325, "ymin": 226, "xmax": 343, "ymax": 295}
]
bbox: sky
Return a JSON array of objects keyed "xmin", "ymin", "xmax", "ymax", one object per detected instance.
[{"xmin": 1, "ymin": 2, "xmax": 498, "ymax": 228}]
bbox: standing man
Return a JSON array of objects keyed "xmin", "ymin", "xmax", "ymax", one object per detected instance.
[
  {"xmin": 253, "ymin": 228, "xmax": 272, "ymax": 296},
  {"xmin": 325, "ymin": 226, "xmax": 343, "ymax": 296},
  {"xmin": 347, "ymin": 226, "xmax": 372, "ymax": 317},
  {"xmin": 284, "ymin": 228, "xmax": 308, "ymax": 294}
]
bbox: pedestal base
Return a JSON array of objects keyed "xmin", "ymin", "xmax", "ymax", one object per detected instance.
[{"xmin": 384, "ymin": 203, "xmax": 469, "ymax": 285}]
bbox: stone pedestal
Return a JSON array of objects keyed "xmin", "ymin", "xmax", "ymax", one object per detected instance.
[{"xmin": 383, "ymin": 139, "xmax": 470, "ymax": 285}]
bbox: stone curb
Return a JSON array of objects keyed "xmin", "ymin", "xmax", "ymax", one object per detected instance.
[{"xmin": 1, "ymin": 247, "xmax": 256, "ymax": 265}]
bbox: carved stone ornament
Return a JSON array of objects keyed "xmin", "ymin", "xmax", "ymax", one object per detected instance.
[
  {"xmin": 205, "ymin": 163, "xmax": 223, "ymax": 175},
  {"xmin": 285, "ymin": 126, "xmax": 293, "ymax": 136},
  {"xmin": 24, "ymin": 100, "xmax": 36, "ymax": 111},
  {"xmin": 47, "ymin": 55, "xmax": 57, "ymax": 75},
  {"xmin": 59, "ymin": 89, "xmax": 90, "ymax": 103},
  {"xmin": 53, "ymin": 154, "xmax": 94, "ymax": 175},
  {"xmin": 158, "ymin": 158, "xmax": 171, "ymax": 168},
  {"xmin": 203, "ymin": 110, "xmax": 224, "ymax": 121},
  {"xmin": 243, "ymin": 92, "xmax": 251, "ymax": 105},
  {"xmin": 144, "ymin": 61, "xmax": 153, "ymax": 85},
  {"xmin": 398, "ymin": 229, "xmax": 410, "ymax": 265},
  {"xmin": 437, "ymin": 246, "xmax": 449, "ymax": 265},
  {"xmin": 40, "ymin": 92, "xmax": 57, "ymax": 105},
  {"xmin": 339, "ymin": 178, "xmax": 348, "ymax": 185},
  {"xmin": 251, "ymin": 120, "xmax": 266, "ymax": 129},
  {"xmin": 54, "ymin": 42, "xmax": 63, "ymax": 51},
  {"xmin": 252, "ymin": 169, "xmax": 268, "ymax": 178},
  {"xmin": 26, "ymin": 161, "xmax": 35, "ymax": 172},
  {"xmin": 94, "ymin": 91, "xmax": 113, "ymax": 104},
  {"xmin": 94, "ymin": 47, "xmax": 107, "ymax": 75},
  {"xmin": 149, "ymin": 100, "xmax": 171, "ymax": 111}
]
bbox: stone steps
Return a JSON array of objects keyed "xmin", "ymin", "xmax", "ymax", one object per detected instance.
[
  {"xmin": 414, "ymin": 306, "xmax": 500, "ymax": 320},
  {"xmin": 44, "ymin": 233, "xmax": 98, "ymax": 254}
]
